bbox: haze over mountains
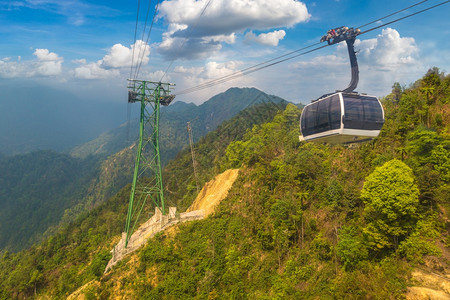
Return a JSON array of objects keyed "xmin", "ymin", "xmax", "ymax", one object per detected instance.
[
  {"xmin": 0, "ymin": 84, "xmax": 286, "ymax": 158},
  {"xmin": 0, "ymin": 84, "xmax": 128, "ymax": 156}
]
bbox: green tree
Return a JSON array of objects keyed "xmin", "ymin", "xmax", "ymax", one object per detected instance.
[
  {"xmin": 430, "ymin": 144, "xmax": 450, "ymax": 182},
  {"xmin": 337, "ymin": 226, "xmax": 368, "ymax": 270},
  {"xmin": 361, "ymin": 159, "xmax": 420, "ymax": 252},
  {"xmin": 398, "ymin": 215, "xmax": 442, "ymax": 263}
]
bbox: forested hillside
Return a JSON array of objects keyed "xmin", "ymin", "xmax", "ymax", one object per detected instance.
[
  {"xmin": 0, "ymin": 69, "xmax": 448, "ymax": 299},
  {"xmin": 0, "ymin": 151, "xmax": 100, "ymax": 251},
  {"xmin": 0, "ymin": 88, "xmax": 284, "ymax": 253}
]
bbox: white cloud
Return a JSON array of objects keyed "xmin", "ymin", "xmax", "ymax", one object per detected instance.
[
  {"xmin": 171, "ymin": 60, "xmax": 256, "ymax": 103},
  {"xmin": 158, "ymin": 0, "xmax": 310, "ymax": 59},
  {"xmin": 159, "ymin": 0, "xmax": 310, "ymax": 32},
  {"xmin": 136, "ymin": 69, "xmax": 172, "ymax": 82},
  {"xmin": 72, "ymin": 58, "xmax": 87, "ymax": 64},
  {"xmin": 73, "ymin": 40, "xmax": 150, "ymax": 79},
  {"xmin": 355, "ymin": 28, "xmax": 419, "ymax": 70},
  {"xmin": 34, "ymin": 48, "xmax": 60, "ymax": 61},
  {"xmin": 0, "ymin": 48, "xmax": 63, "ymax": 78},
  {"xmin": 245, "ymin": 30, "xmax": 286, "ymax": 46},
  {"xmin": 33, "ymin": 48, "xmax": 63, "ymax": 76},
  {"xmin": 102, "ymin": 40, "xmax": 150, "ymax": 68},
  {"xmin": 0, "ymin": 60, "xmax": 26, "ymax": 78},
  {"xmin": 73, "ymin": 61, "xmax": 119, "ymax": 79},
  {"xmin": 174, "ymin": 61, "xmax": 244, "ymax": 83}
]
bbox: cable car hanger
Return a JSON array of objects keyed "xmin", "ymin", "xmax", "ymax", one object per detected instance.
[{"xmin": 316, "ymin": 26, "xmax": 361, "ymax": 101}]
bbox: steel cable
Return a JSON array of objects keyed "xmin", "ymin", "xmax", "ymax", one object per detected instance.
[{"xmin": 175, "ymin": 0, "xmax": 449, "ymax": 96}]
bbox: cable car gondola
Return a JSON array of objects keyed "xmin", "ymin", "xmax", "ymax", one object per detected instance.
[
  {"xmin": 300, "ymin": 92, "xmax": 384, "ymax": 144},
  {"xmin": 299, "ymin": 27, "xmax": 385, "ymax": 144}
]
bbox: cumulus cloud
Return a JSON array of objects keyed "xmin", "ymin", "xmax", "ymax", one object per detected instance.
[
  {"xmin": 158, "ymin": 0, "xmax": 310, "ymax": 59},
  {"xmin": 171, "ymin": 60, "xmax": 256, "ymax": 103},
  {"xmin": 0, "ymin": 60, "xmax": 26, "ymax": 78},
  {"xmin": 73, "ymin": 61, "xmax": 120, "ymax": 79},
  {"xmin": 355, "ymin": 28, "xmax": 419, "ymax": 70},
  {"xmin": 354, "ymin": 28, "xmax": 421, "ymax": 95},
  {"xmin": 102, "ymin": 40, "xmax": 150, "ymax": 68},
  {"xmin": 33, "ymin": 48, "xmax": 63, "ymax": 76},
  {"xmin": 0, "ymin": 48, "xmax": 63, "ymax": 78},
  {"xmin": 287, "ymin": 28, "xmax": 422, "ymax": 100},
  {"xmin": 73, "ymin": 40, "xmax": 150, "ymax": 79},
  {"xmin": 245, "ymin": 30, "xmax": 286, "ymax": 46}
]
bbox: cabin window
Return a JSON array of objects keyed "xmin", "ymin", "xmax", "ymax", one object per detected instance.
[
  {"xmin": 343, "ymin": 95, "xmax": 384, "ymax": 130},
  {"xmin": 362, "ymin": 98, "xmax": 384, "ymax": 130},
  {"xmin": 301, "ymin": 105, "xmax": 317, "ymax": 136},
  {"xmin": 316, "ymin": 98, "xmax": 330, "ymax": 131},
  {"xmin": 329, "ymin": 95, "xmax": 341, "ymax": 130},
  {"xmin": 301, "ymin": 94, "xmax": 343, "ymax": 136},
  {"xmin": 343, "ymin": 97, "xmax": 364, "ymax": 129}
]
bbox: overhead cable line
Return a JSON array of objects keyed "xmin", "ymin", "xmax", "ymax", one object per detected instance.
[
  {"xmin": 129, "ymin": 0, "xmax": 141, "ymax": 80},
  {"xmin": 176, "ymin": 42, "xmax": 321, "ymax": 95},
  {"xmin": 159, "ymin": 0, "xmax": 214, "ymax": 82},
  {"xmin": 176, "ymin": 44, "xmax": 328, "ymax": 95},
  {"xmin": 357, "ymin": 0, "xmax": 430, "ymax": 29},
  {"xmin": 132, "ymin": 0, "xmax": 154, "ymax": 80},
  {"xmin": 134, "ymin": 0, "xmax": 161, "ymax": 80},
  {"xmin": 175, "ymin": 0, "xmax": 449, "ymax": 96},
  {"xmin": 360, "ymin": 0, "xmax": 449, "ymax": 35}
]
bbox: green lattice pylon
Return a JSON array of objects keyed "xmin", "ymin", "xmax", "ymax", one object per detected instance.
[{"xmin": 124, "ymin": 80, "xmax": 175, "ymax": 248}]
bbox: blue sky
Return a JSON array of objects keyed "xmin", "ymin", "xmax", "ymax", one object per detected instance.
[{"xmin": 1, "ymin": 0, "xmax": 449, "ymax": 104}]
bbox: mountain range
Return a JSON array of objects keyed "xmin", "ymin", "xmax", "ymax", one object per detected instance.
[{"xmin": 0, "ymin": 87, "xmax": 287, "ymax": 252}]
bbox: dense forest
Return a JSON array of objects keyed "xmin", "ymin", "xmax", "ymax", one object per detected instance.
[
  {"xmin": 0, "ymin": 69, "xmax": 448, "ymax": 299},
  {"xmin": 0, "ymin": 151, "xmax": 100, "ymax": 251}
]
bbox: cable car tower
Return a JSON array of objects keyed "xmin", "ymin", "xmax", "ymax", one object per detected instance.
[{"xmin": 124, "ymin": 80, "xmax": 175, "ymax": 247}]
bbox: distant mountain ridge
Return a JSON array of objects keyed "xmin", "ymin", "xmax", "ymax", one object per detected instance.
[{"xmin": 70, "ymin": 87, "xmax": 287, "ymax": 165}]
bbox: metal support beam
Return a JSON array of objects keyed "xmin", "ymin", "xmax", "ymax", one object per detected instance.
[{"xmin": 342, "ymin": 37, "xmax": 359, "ymax": 93}]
